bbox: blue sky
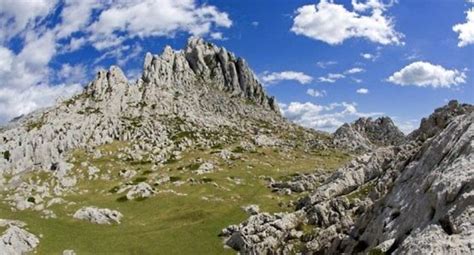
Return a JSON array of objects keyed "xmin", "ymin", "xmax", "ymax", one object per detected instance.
[{"xmin": 0, "ymin": 0, "xmax": 473, "ymax": 132}]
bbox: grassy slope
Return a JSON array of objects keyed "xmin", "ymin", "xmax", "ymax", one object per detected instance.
[{"xmin": 0, "ymin": 142, "xmax": 350, "ymax": 254}]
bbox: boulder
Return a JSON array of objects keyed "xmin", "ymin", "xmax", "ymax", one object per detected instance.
[{"xmin": 73, "ymin": 207, "xmax": 123, "ymax": 224}]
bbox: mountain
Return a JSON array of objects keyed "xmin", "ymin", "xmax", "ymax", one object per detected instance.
[
  {"xmin": 333, "ymin": 116, "xmax": 406, "ymax": 152},
  {"xmin": 221, "ymin": 100, "xmax": 473, "ymax": 254},
  {"xmin": 0, "ymin": 38, "xmax": 339, "ymax": 254},
  {"xmin": 0, "ymin": 37, "xmax": 472, "ymax": 254}
]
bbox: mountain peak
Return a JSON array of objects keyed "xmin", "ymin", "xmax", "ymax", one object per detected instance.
[
  {"xmin": 140, "ymin": 37, "xmax": 278, "ymax": 112},
  {"xmin": 333, "ymin": 116, "xmax": 405, "ymax": 151}
]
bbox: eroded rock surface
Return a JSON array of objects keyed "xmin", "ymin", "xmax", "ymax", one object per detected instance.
[
  {"xmin": 333, "ymin": 116, "xmax": 405, "ymax": 152},
  {"xmin": 0, "ymin": 220, "xmax": 39, "ymax": 255},
  {"xmin": 73, "ymin": 207, "xmax": 123, "ymax": 224},
  {"xmin": 223, "ymin": 102, "xmax": 474, "ymax": 254}
]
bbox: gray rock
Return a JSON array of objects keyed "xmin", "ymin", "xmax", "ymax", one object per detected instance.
[
  {"xmin": 0, "ymin": 225, "xmax": 39, "ymax": 255},
  {"xmin": 126, "ymin": 182, "xmax": 155, "ymax": 200},
  {"xmin": 333, "ymin": 116, "xmax": 405, "ymax": 152},
  {"xmin": 242, "ymin": 204, "xmax": 260, "ymax": 215},
  {"xmin": 73, "ymin": 207, "xmax": 123, "ymax": 224}
]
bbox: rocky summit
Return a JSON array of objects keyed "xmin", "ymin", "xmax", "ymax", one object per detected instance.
[{"xmin": 0, "ymin": 38, "xmax": 472, "ymax": 254}]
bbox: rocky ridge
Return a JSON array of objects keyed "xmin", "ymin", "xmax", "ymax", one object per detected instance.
[
  {"xmin": 221, "ymin": 100, "xmax": 474, "ymax": 254},
  {"xmin": 333, "ymin": 116, "xmax": 406, "ymax": 152}
]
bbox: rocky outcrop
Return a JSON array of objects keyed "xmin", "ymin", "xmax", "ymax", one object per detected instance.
[
  {"xmin": 409, "ymin": 100, "xmax": 474, "ymax": 141},
  {"xmin": 125, "ymin": 182, "xmax": 155, "ymax": 200},
  {"xmin": 220, "ymin": 211, "xmax": 304, "ymax": 254},
  {"xmin": 223, "ymin": 102, "xmax": 474, "ymax": 254},
  {"xmin": 73, "ymin": 207, "xmax": 123, "ymax": 224},
  {"xmin": 333, "ymin": 116, "xmax": 405, "ymax": 152},
  {"xmin": 0, "ymin": 37, "xmax": 289, "ymax": 180},
  {"xmin": 142, "ymin": 37, "xmax": 278, "ymax": 112},
  {"xmin": 0, "ymin": 220, "xmax": 39, "ymax": 255}
]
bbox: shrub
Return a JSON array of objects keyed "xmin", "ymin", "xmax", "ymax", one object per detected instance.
[
  {"xmin": 116, "ymin": 196, "xmax": 128, "ymax": 202},
  {"xmin": 2, "ymin": 150, "xmax": 10, "ymax": 161},
  {"xmin": 170, "ymin": 176, "xmax": 182, "ymax": 182}
]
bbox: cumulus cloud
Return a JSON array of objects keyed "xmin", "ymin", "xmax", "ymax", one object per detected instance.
[
  {"xmin": 261, "ymin": 71, "xmax": 313, "ymax": 85},
  {"xmin": 0, "ymin": 84, "xmax": 82, "ymax": 123},
  {"xmin": 306, "ymin": 88, "xmax": 327, "ymax": 97},
  {"xmin": 0, "ymin": 0, "xmax": 58, "ymax": 42},
  {"xmin": 356, "ymin": 88, "xmax": 369, "ymax": 94},
  {"xmin": 88, "ymin": 0, "xmax": 231, "ymax": 49},
  {"xmin": 280, "ymin": 101, "xmax": 382, "ymax": 132},
  {"xmin": 387, "ymin": 61, "xmax": 467, "ymax": 88},
  {"xmin": 291, "ymin": 0, "xmax": 403, "ymax": 45},
  {"xmin": 57, "ymin": 64, "xmax": 88, "ymax": 85},
  {"xmin": 453, "ymin": 8, "xmax": 474, "ymax": 47}
]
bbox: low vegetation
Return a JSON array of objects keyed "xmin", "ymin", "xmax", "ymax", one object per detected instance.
[{"xmin": 0, "ymin": 140, "xmax": 350, "ymax": 254}]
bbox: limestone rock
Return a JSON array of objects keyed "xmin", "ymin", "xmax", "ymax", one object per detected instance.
[
  {"xmin": 73, "ymin": 207, "xmax": 123, "ymax": 224},
  {"xmin": 194, "ymin": 162, "xmax": 215, "ymax": 175},
  {"xmin": 0, "ymin": 225, "xmax": 39, "ymax": 255},
  {"xmin": 242, "ymin": 204, "xmax": 260, "ymax": 215},
  {"xmin": 333, "ymin": 116, "xmax": 405, "ymax": 152},
  {"xmin": 126, "ymin": 182, "xmax": 155, "ymax": 200}
]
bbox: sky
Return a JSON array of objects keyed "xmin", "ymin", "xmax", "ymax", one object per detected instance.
[{"xmin": 0, "ymin": 0, "xmax": 473, "ymax": 133}]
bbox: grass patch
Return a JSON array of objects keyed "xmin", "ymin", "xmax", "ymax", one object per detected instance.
[
  {"xmin": 0, "ymin": 141, "xmax": 351, "ymax": 254},
  {"xmin": 346, "ymin": 182, "xmax": 376, "ymax": 203},
  {"xmin": 133, "ymin": 177, "xmax": 147, "ymax": 184},
  {"xmin": 232, "ymin": 146, "xmax": 245, "ymax": 153},
  {"xmin": 169, "ymin": 176, "xmax": 182, "ymax": 182}
]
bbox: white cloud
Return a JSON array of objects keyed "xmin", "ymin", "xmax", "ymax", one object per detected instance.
[
  {"xmin": 0, "ymin": 84, "xmax": 82, "ymax": 123},
  {"xmin": 291, "ymin": 0, "xmax": 403, "ymax": 45},
  {"xmin": 280, "ymin": 101, "xmax": 382, "ymax": 132},
  {"xmin": 361, "ymin": 53, "xmax": 374, "ymax": 60},
  {"xmin": 252, "ymin": 21, "xmax": 259, "ymax": 27},
  {"xmin": 317, "ymin": 73, "xmax": 345, "ymax": 83},
  {"xmin": 0, "ymin": 0, "xmax": 58, "ymax": 42},
  {"xmin": 261, "ymin": 71, "xmax": 313, "ymax": 85},
  {"xmin": 306, "ymin": 88, "xmax": 326, "ymax": 97},
  {"xmin": 387, "ymin": 61, "xmax": 467, "ymax": 88},
  {"xmin": 210, "ymin": 32, "xmax": 226, "ymax": 40},
  {"xmin": 56, "ymin": 0, "xmax": 101, "ymax": 39},
  {"xmin": 88, "ymin": 0, "xmax": 232, "ymax": 50},
  {"xmin": 351, "ymin": 0, "xmax": 396, "ymax": 12},
  {"xmin": 345, "ymin": 67, "xmax": 365, "ymax": 74},
  {"xmin": 356, "ymin": 88, "xmax": 369, "ymax": 94},
  {"xmin": 453, "ymin": 8, "xmax": 474, "ymax": 47},
  {"xmin": 316, "ymin": 60, "xmax": 337, "ymax": 68},
  {"xmin": 57, "ymin": 64, "xmax": 87, "ymax": 84}
]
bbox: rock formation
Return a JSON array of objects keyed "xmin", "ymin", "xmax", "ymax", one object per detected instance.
[
  {"xmin": 333, "ymin": 116, "xmax": 405, "ymax": 152},
  {"xmin": 73, "ymin": 207, "xmax": 123, "ymax": 224},
  {"xmin": 222, "ymin": 101, "xmax": 474, "ymax": 254},
  {"xmin": 0, "ymin": 220, "xmax": 39, "ymax": 254}
]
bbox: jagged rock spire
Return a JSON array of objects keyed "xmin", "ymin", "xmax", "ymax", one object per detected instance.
[{"xmin": 141, "ymin": 36, "xmax": 279, "ymax": 112}]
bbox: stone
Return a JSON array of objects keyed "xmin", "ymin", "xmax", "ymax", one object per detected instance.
[
  {"xmin": 126, "ymin": 182, "xmax": 155, "ymax": 200},
  {"xmin": 73, "ymin": 207, "xmax": 123, "ymax": 224},
  {"xmin": 0, "ymin": 225, "xmax": 39, "ymax": 255},
  {"xmin": 194, "ymin": 162, "xmax": 215, "ymax": 175},
  {"xmin": 333, "ymin": 116, "xmax": 405, "ymax": 152},
  {"xmin": 242, "ymin": 204, "xmax": 260, "ymax": 215}
]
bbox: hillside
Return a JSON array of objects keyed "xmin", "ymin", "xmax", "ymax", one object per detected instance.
[{"xmin": 0, "ymin": 38, "xmax": 472, "ymax": 254}]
